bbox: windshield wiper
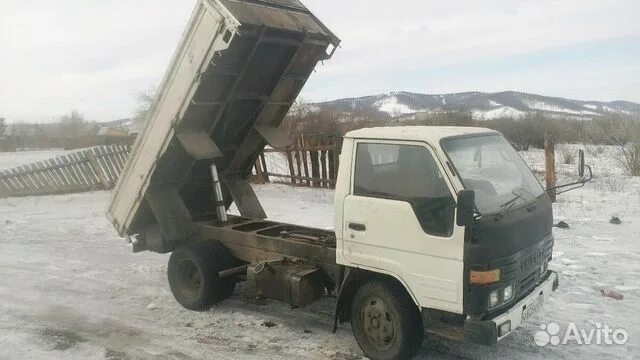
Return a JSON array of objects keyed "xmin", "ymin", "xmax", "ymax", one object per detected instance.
[
  {"xmin": 499, "ymin": 192, "xmax": 523, "ymax": 212},
  {"xmin": 499, "ymin": 187, "xmax": 535, "ymax": 213}
]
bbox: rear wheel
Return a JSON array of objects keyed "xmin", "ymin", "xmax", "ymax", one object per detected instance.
[
  {"xmin": 209, "ymin": 242, "xmax": 236, "ymax": 300},
  {"xmin": 350, "ymin": 280, "xmax": 423, "ymax": 360},
  {"xmin": 167, "ymin": 242, "xmax": 235, "ymax": 310}
]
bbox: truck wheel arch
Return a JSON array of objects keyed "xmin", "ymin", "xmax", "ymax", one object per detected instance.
[{"xmin": 333, "ymin": 267, "xmax": 420, "ymax": 332}]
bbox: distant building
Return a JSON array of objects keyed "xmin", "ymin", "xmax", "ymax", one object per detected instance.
[
  {"xmin": 97, "ymin": 126, "xmax": 129, "ymax": 137},
  {"xmin": 128, "ymin": 117, "xmax": 144, "ymax": 135},
  {"xmin": 99, "ymin": 118, "xmax": 134, "ymax": 134}
]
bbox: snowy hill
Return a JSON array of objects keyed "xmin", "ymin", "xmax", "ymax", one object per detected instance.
[{"xmin": 313, "ymin": 91, "xmax": 640, "ymax": 120}]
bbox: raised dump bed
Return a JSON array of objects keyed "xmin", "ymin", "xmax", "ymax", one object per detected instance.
[{"xmin": 107, "ymin": 0, "xmax": 339, "ymax": 250}]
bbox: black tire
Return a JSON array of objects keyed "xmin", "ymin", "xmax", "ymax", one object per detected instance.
[
  {"xmin": 167, "ymin": 242, "xmax": 225, "ymax": 310},
  {"xmin": 350, "ymin": 279, "xmax": 424, "ymax": 360}
]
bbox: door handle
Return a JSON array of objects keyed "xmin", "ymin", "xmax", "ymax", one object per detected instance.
[{"xmin": 348, "ymin": 223, "xmax": 366, "ymax": 232}]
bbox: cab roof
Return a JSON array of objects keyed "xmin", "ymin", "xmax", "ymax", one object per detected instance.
[{"xmin": 345, "ymin": 126, "xmax": 499, "ymax": 144}]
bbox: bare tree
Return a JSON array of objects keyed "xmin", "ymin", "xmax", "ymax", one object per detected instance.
[
  {"xmin": 0, "ymin": 118, "xmax": 6, "ymax": 136},
  {"xmin": 280, "ymin": 100, "xmax": 312, "ymax": 136},
  {"xmin": 609, "ymin": 117, "xmax": 640, "ymax": 176},
  {"xmin": 620, "ymin": 143, "xmax": 640, "ymax": 176},
  {"xmin": 281, "ymin": 99, "xmax": 346, "ymax": 137},
  {"xmin": 58, "ymin": 110, "xmax": 91, "ymax": 137},
  {"xmin": 134, "ymin": 88, "xmax": 157, "ymax": 123}
]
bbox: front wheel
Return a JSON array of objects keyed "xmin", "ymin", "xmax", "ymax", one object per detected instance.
[{"xmin": 350, "ymin": 280, "xmax": 424, "ymax": 360}]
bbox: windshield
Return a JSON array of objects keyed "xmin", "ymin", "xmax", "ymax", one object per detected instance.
[{"xmin": 442, "ymin": 135, "xmax": 544, "ymax": 215}]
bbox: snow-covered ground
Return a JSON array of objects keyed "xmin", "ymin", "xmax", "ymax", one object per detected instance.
[
  {"xmin": 0, "ymin": 148, "xmax": 639, "ymax": 359},
  {"xmin": 0, "ymin": 150, "xmax": 71, "ymax": 170}
]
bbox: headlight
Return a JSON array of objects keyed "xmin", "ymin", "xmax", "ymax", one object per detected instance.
[
  {"xmin": 489, "ymin": 285, "xmax": 515, "ymax": 309},
  {"xmin": 489, "ymin": 290, "xmax": 499, "ymax": 308},
  {"xmin": 498, "ymin": 321, "xmax": 512, "ymax": 337},
  {"xmin": 503, "ymin": 285, "xmax": 514, "ymax": 301}
]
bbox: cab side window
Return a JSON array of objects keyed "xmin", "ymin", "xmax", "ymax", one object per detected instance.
[{"xmin": 354, "ymin": 143, "xmax": 455, "ymax": 237}]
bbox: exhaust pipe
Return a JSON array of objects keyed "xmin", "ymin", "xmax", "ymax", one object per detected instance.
[{"xmin": 210, "ymin": 163, "xmax": 228, "ymax": 223}]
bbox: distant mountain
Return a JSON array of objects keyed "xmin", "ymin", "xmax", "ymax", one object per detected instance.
[{"xmin": 313, "ymin": 91, "xmax": 640, "ymax": 120}]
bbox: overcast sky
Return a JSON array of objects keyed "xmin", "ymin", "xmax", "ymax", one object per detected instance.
[{"xmin": 1, "ymin": 0, "xmax": 639, "ymax": 123}]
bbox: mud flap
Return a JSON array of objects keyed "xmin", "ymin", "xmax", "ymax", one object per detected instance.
[{"xmin": 333, "ymin": 267, "xmax": 356, "ymax": 333}]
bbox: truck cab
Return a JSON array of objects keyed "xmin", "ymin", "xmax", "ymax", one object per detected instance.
[{"xmin": 334, "ymin": 127, "xmax": 558, "ymax": 348}]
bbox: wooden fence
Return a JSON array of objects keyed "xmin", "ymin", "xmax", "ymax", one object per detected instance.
[
  {"xmin": 0, "ymin": 134, "xmax": 338, "ymax": 198},
  {"xmin": 252, "ymin": 135, "xmax": 340, "ymax": 189},
  {"xmin": 0, "ymin": 144, "xmax": 131, "ymax": 198}
]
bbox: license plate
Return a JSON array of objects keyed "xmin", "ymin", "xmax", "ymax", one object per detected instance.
[{"xmin": 522, "ymin": 294, "xmax": 544, "ymax": 321}]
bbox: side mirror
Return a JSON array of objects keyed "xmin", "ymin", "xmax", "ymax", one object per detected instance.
[
  {"xmin": 547, "ymin": 149, "xmax": 593, "ymax": 195},
  {"xmin": 456, "ymin": 190, "xmax": 476, "ymax": 227}
]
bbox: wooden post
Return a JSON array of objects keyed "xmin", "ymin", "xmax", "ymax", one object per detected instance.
[
  {"xmin": 300, "ymin": 135, "xmax": 311, "ymax": 186},
  {"xmin": 294, "ymin": 138, "xmax": 303, "ymax": 185},
  {"xmin": 309, "ymin": 150, "xmax": 320, "ymax": 187},
  {"xmin": 320, "ymin": 149, "xmax": 328, "ymax": 189},
  {"xmin": 545, "ymin": 131, "xmax": 557, "ymax": 203},
  {"xmin": 328, "ymin": 152, "xmax": 336, "ymax": 188},
  {"xmin": 309, "ymin": 136, "xmax": 320, "ymax": 188},
  {"xmin": 285, "ymin": 148, "xmax": 296, "ymax": 185},
  {"xmin": 330, "ymin": 141, "xmax": 339, "ymax": 190}
]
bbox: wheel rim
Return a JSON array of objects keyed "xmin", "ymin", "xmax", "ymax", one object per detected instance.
[
  {"xmin": 361, "ymin": 296, "xmax": 397, "ymax": 350},
  {"xmin": 176, "ymin": 259, "xmax": 202, "ymax": 299}
]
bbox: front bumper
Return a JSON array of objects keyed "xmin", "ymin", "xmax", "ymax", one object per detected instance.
[{"xmin": 463, "ymin": 270, "xmax": 559, "ymax": 346}]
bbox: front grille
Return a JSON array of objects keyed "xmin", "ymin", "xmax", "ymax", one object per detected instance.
[
  {"xmin": 517, "ymin": 269, "xmax": 539, "ymax": 296},
  {"xmin": 494, "ymin": 235, "xmax": 553, "ymax": 299},
  {"xmin": 520, "ymin": 248, "xmax": 546, "ymax": 273},
  {"xmin": 511, "ymin": 240, "xmax": 552, "ymax": 299},
  {"xmin": 467, "ymin": 235, "xmax": 554, "ymax": 317}
]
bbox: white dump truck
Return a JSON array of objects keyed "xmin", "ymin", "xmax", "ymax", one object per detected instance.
[{"xmin": 108, "ymin": 1, "xmax": 568, "ymax": 358}]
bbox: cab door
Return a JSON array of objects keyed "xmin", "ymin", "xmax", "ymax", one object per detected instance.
[{"xmin": 341, "ymin": 140, "xmax": 465, "ymax": 313}]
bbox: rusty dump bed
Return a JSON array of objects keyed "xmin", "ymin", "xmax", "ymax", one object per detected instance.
[{"xmin": 107, "ymin": 0, "xmax": 339, "ymax": 248}]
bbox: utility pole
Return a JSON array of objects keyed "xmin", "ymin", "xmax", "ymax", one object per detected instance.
[{"xmin": 545, "ymin": 131, "xmax": 557, "ymax": 203}]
